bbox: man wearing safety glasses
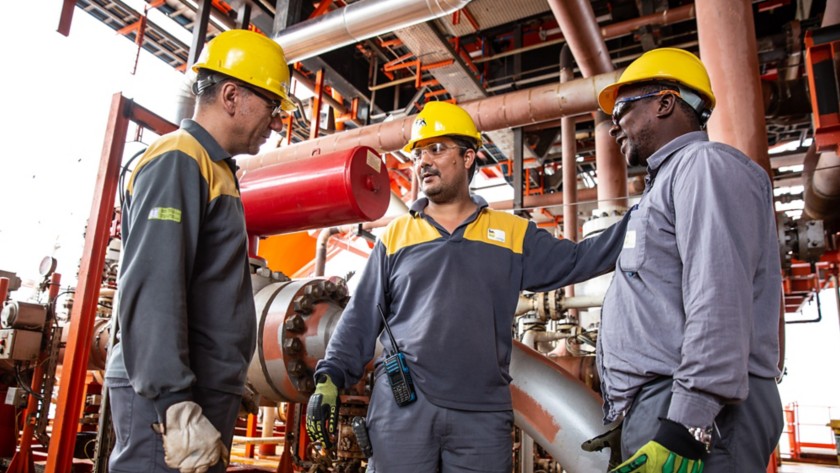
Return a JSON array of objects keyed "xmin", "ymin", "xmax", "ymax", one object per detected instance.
[
  {"xmin": 592, "ymin": 48, "xmax": 783, "ymax": 472},
  {"xmin": 105, "ymin": 29, "xmax": 295, "ymax": 473},
  {"xmin": 306, "ymin": 101, "xmax": 632, "ymax": 472}
]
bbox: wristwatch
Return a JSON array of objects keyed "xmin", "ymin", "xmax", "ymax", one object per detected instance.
[{"xmin": 686, "ymin": 425, "xmax": 713, "ymax": 452}]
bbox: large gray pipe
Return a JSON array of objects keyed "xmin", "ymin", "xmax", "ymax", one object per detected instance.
[
  {"xmin": 511, "ymin": 340, "xmax": 610, "ymax": 472},
  {"xmin": 176, "ymin": 0, "xmax": 471, "ymax": 122}
]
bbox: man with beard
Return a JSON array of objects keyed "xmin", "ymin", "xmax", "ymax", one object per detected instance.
[
  {"xmin": 105, "ymin": 29, "xmax": 294, "ymax": 473},
  {"xmin": 306, "ymin": 101, "xmax": 631, "ymax": 471},
  {"xmin": 594, "ymin": 48, "xmax": 783, "ymax": 472}
]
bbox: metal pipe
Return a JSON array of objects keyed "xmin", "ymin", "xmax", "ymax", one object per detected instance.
[
  {"xmin": 803, "ymin": 5, "xmax": 840, "ymax": 221},
  {"xmin": 315, "ymin": 227, "xmax": 341, "ymax": 276},
  {"xmin": 510, "ymin": 341, "xmax": 609, "ymax": 472},
  {"xmin": 176, "ymin": 0, "xmax": 472, "ymax": 121},
  {"xmin": 696, "ymin": 0, "xmax": 771, "ymax": 176},
  {"xmin": 273, "ymin": 0, "xmax": 472, "ymax": 63},
  {"xmin": 561, "ymin": 46, "xmax": 579, "ymax": 243},
  {"xmin": 562, "ymin": 294, "xmax": 605, "ymax": 310},
  {"xmin": 237, "ymin": 70, "xmax": 623, "ymax": 172},
  {"xmin": 547, "ymin": 0, "xmax": 627, "ymax": 208}
]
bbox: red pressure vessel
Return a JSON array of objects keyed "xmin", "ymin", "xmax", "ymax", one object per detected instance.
[{"xmin": 240, "ymin": 146, "xmax": 390, "ymax": 236}]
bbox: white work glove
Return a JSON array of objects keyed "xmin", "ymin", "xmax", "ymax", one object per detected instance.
[{"xmin": 154, "ymin": 401, "xmax": 229, "ymax": 473}]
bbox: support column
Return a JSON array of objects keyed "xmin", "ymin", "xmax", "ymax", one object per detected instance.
[{"xmin": 696, "ymin": 0, "xmax": 771, "ymax": 175}]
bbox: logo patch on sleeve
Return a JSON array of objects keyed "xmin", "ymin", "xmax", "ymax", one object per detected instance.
[
  {"xmin": 148, "ymin": 207, "xmax": 182, "ymax": 223},
  {"xmin": 487, "ymin": 228, "xmax": 506, "ymax": 243}
]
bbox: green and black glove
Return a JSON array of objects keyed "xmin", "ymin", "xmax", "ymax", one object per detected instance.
[
  {"xmin": 305, "ymin": 374, "xmax": 339, "ymax": 449},
  {"xmin": 610, "ymin": 419, "xmax": 707, "ymax": 473}
]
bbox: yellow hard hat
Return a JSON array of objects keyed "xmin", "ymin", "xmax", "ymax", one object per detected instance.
[
  {"xmin": 192, "ymin": 29, "xmax": 295, "ymax": 111},
  {"xmin": 403, "ymin": 101, "xmax": 483, "ymax": 152},
  {"xmin": 598, "ymin": 47, "xmax": 716, "ymax": 115}
]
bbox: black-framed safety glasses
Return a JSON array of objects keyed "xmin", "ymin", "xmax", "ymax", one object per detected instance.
[{"xmin": 611, "ymin": 89, "xmax": 680, "ymax": 125}]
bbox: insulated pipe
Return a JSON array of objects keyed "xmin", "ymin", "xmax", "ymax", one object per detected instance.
[
  {"xmin": 491, "ymin": 176, "xmax": 645, "ymax": 211},
  {"xmin": 696, "ymin": 0, "xmax": 771, "ymax": 176},
  {"xmin": 510, "ymin": 340, "xmax": 609, "ymax": 471},
  {"xmin": 547, "ymin": 0, "xmax": 627, "ymax": 208},
  {"xmin": 176, "ymin": 0, "xmax": 471, "ymax": 122},
  {"xmin": 237, "ymin": 70, "xmax": 624, "ymax": 172},
  {"xmin": 274, "ymin": 0, "xmax": 472, "ymax": 63},
  {"xmin": 803, "ymin": 3, "xmax": 840, "ymax": 221}
]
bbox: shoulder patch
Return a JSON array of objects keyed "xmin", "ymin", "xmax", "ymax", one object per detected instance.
[
  {"xmin": 128, "ymin": 129, "xmax": 238, "ymax": 202},
  {"xmin": 381, "ymin": 214, "xmax": 441, "ymax": 255},
  {"xmin": 148, "ymin": 207, "xmax": 182, "ymax": 223},
  {"xmin": 463, "ymin": 210, "xmax": 528, "ymax": 254}
]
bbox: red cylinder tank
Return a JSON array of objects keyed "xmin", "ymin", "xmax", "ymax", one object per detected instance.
[{"xmin": 240, "ymin": 146, "xmax": 390, "ymax": 236}]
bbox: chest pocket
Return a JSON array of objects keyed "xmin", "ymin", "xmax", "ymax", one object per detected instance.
[{"xmin": 619, "ymin": 206, "xmax": 649, "ymax": 273}]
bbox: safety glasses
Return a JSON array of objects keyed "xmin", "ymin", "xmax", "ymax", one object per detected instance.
[
  {"xmin": 611, "ymin": 89, "xmax": 680, "ymax": 125},
  {"xmin": 237, "ymin": 81, "xmax": 285, "ymax": 118},
  {"xmin": 410, "ymin": 142, "xmax": 464, "ymax": 161}
]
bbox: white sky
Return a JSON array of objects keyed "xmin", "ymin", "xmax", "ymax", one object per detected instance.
[
  {"xmin": 1, "ymin": 2, "xmax": 838, "ymax": 453},
  {"xmin": 0, "ymin": 4, "xmax": 184, "ymax": 285}
]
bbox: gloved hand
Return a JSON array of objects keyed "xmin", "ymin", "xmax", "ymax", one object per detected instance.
[
  {"xmin": 610, "ymin": 419, "xmax": 706, "ymax": 473},
  {"xmin": 306, "ymin": 373, "xmax": 339, "ymax": 448},
  {"xmin": 581, "ymin": 423, "xmax": 623, "ymax": 469},
  {"xmin": 154, "ymin": 401, "xmax": 229, "ymax": 473}
]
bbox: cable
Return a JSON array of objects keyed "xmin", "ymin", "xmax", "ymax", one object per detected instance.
[
  {"xmin": 118, "ymin": 147, "xmax": 148, "ymax": 207},
  {"xmin": 14, "ymin": 362, "xmax": 44, "ymax": 401}
]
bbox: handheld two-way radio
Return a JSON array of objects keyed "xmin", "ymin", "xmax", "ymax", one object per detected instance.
[{"xmin": 377, "ymin": 304, "xmax": 416, "ymax": 407}]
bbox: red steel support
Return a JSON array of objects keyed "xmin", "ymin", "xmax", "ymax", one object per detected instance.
[
  {"xmin": 8, "ymin": 274, "xmax": 62, "ymax": 473},
  {"xmin": 45, "ymin": 94, "xmax": 176, "ymax": 473},
  {"xmin": 310, "ymin": 69, "xmax": 325, "ymax": 140},
  {"xmin": 57, "ymin": 0, "xmax": 76, "ymax": 36}
]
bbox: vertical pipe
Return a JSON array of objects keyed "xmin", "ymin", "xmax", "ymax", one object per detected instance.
[
  {"xmin": 547, "ymin": 0, "xmax": 627, "ymax": 208},
  {"xmin": 561, "ymin": 51, "xmax": 579, "ymax": 243},
  {"xmin": 259, "ymin": 406, "xmax": 278, "ymax": 456},
  {"xmin": 560, "ymin": 48, "xmax": 579, "ymax": 319},
  {"xmin": 696, "ymin": 0, "xmax": 771, "ymax": 175},
  {"xmin": 513, "ymin": 128, "xmax": 525, "ymax": 215},
  {"xmin": 45, "ymin": 94, "xmax": 130, "ymax": 473}
]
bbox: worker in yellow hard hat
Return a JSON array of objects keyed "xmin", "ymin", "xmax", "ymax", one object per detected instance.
[
  {"xmin": 105, "ymin": 29, "xmax": 294, "ymax": 473},
  {"xmin": 587, "ymin": 48, "xmax": 783, "ymax": 472},
  {"xmin": 306, "ymin": 100, "xmax": 632, "ymax": 471}
]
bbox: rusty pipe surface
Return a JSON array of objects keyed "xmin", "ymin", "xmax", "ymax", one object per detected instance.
[
  {"xmin": 600, "ymin": 4, "xmax": 696, "ymax": 39},
  {"xmin": 547, "ymin": 0, "xmax": 613, "ymax": 77},
  {"xmin": 548, "ymin": 0, "xmax": 627, "ymax": 208},
  {"xmin": 697, "ymin": 0, "xmax": 771, "ymax": 176},
  {"xmin": 237, "ymin": 70, "xmax": 623, "ymax": 172},
  {"xmin": 274, "ymin": 0, "xmax": 472, "ymax": 63},
  {"xmin": 511, "ymin": 340, "xmax": 609, "ymax": 471}
]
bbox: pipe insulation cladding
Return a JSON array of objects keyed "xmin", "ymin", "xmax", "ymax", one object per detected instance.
[{"xmin": 240, "ymin": 146, "xmax": 391, "ymax": 236}]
